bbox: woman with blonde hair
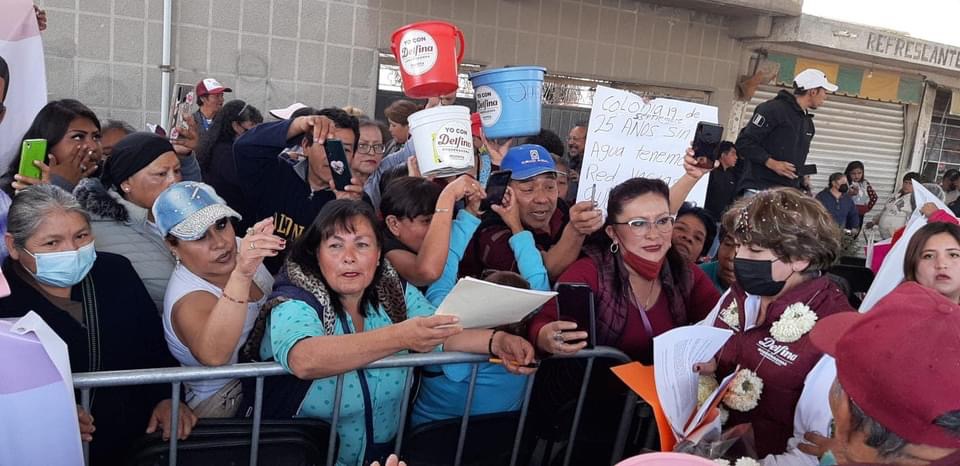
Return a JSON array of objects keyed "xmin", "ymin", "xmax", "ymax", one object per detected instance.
[{"xmin": 696, "ymin": 188, "xmax": 855, "ymax": 464}]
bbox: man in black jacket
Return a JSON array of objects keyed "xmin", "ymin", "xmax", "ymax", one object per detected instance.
[{"xmin": 736, "ymin": 68, "xmax": 837, "ymax": 194}]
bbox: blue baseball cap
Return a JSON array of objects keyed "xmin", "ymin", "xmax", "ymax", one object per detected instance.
[
  {"xmin": 152, "ymin": 181, "xmax": 241, "ymax": 240},
  {"xmin": 499, "ymin": 144, "xmax": 558, "ymax": 181}
]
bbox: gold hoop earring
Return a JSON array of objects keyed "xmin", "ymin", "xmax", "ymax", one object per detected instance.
[{"xmin": 610, "ymin": 242, "xmax": 619, "ymax": 254}]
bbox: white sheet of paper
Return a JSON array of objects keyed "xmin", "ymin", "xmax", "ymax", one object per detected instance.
[
  {"xmin": 860, "ymin": 183, "xmax": 955, "ymax": 312},
  {"xmin": 575, "ymin": 86, "xmax": 719, "ymax": 214},
  {"xmin": 653, "ymin": 325, "xmax": 734, "ymax": 439},
  {"xmin": 435, "ymin": 277, "xmax": 557, "ymax": 329}
]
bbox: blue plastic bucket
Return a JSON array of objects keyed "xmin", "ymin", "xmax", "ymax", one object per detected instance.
[{"xmin": 469, "ymin": 66, "xmax": 545, "ymax": 139}]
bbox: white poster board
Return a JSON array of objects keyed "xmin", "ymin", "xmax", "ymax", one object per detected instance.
[
  {"xmin": 575, "ymin": 86, "xmax": 718, "ymax": 213},
  {"xmin": 0, "ymin": 0, "xmax": 48, "ymax": 170},
  {"xmin": 0, "ymin": 312, "xmax": 83, "ymax": 466}
]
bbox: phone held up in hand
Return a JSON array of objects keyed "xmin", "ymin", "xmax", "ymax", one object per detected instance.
[
  {"xmin": 19, "ymin": 139, "xmax": 47, "ymax": 180},
  {"xmin": 555, "ymin": 282, "xmax": 596, "ymax": 349},
  {"xmin": 168, "ymin": 83, "xmax": 195, "ymax": 141},
  {"xmin": 324, "ymin": 139, "xmax": 353, "ymax": 191},
  {"xmin": 481, "ymin": 170, "xmax": 513, "ymax": 211},
  {"xmin": 692, "ymin": 121, "xmax": 724, "ymax": 170}
]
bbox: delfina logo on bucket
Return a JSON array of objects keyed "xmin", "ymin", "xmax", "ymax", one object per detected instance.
[
  {"xmin": 475, "ymin": 86, "xmax": 503, "ymax": 126},
  {"xmin": 399, "ymin": 29, "xmax": 438, "ymax": 77},
  {"xmin": 431, "ymin": 123, "xmax": 473, "ymax": 164}
]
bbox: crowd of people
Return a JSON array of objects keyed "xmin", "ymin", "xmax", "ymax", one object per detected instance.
[{"xmin": 1, "ymin": 34, "xmax": 959, "ymax": 466}]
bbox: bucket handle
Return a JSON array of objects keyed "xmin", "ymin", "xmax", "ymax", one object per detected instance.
[{"xmin": 454, "ymin": 26, "xmax": 466, "ymax": 64}]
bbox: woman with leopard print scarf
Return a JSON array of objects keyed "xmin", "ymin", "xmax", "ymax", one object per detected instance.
[{"xmin": 243, "ymin": 199, "xmax": 536, "ymax": 466}]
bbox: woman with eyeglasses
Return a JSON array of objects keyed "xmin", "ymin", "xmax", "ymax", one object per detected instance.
[
  {"xmin": 196, "ymin": 99, "xmax": 264, "ymax": 216},
  {"xmin": 351, "ymin": 118, "xmax": 388, "ymax": 188},
  {"xmin": 524, "ymin": 155, "xmax": 720, "ymax": 463},
  {"xmin": 529, "ymin": 160, "xmax": 720, "ymax": 363}
]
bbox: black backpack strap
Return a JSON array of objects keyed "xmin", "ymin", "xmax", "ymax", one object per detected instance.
[{"xmin": 239, "ymin": 291, "xmax": 327, "ymax": 419}]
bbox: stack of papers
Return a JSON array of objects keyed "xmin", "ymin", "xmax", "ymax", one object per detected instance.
[
  {"xmin": 435, "ymin": 277, "xmax": 557, "ymax": 329},
  {"xmin": 612, "ymin": 325, "xmax": 734, "ymax": 449}
]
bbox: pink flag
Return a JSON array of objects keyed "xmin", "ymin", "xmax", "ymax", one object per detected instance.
[{"xmin": 0, "ymin": 0, "xmax": 48, "ymax": 169}]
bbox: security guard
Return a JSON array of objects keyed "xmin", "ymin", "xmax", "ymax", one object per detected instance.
[{"xmin": 736, "ymin": 69, "xmax": 838, "ymax": 194}]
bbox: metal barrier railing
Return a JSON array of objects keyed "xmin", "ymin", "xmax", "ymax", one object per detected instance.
[{"xmin": 73, "ymin": 346, "xmax": 639, "ymax": 466}]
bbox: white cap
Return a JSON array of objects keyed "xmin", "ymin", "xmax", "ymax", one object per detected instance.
[
  {"xmin": 269, "ymin": 103, "xmax": 308, "ymax": 120},
  {"xmin": 793, "ymin": 69, "xmax": 838, "ymax": 92}
]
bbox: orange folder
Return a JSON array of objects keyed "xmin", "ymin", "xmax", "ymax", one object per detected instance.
[{"xmin": 610, "ymin": 361, "xmax": 676, "ymax": 452}]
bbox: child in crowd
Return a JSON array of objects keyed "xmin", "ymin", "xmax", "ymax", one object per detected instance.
[
  {"xmin": 380, "ymin": 175, "xmax": 485, "ymax": 287},
  {"xmin": 411, "ymin": 167, "xmax": 551, "ymax": 424}
]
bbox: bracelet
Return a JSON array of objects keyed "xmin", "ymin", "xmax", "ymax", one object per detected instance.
[
  {"xmin": 221, "ymin": 291, "xmax": 248, "ymax": 305},
  {"xmin": 435, "ymin": 207, "xmax": 451, "ymax": 213},
  {"xmin": 488, "ymin": 329, "xmax": 500, "ymax": 356}
]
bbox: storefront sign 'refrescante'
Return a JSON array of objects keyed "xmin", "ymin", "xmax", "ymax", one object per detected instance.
[{"xmin": 865, "ymin": 31, "xmax": 960, "ymax": 71}]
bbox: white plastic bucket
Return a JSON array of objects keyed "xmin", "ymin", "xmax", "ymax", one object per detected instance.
[{"xmin": 407, "ymin": 105, "xmax": 475, "ymax": 178}]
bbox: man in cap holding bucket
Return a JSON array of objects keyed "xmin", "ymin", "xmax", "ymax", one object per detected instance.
[
  {"xmin": 461, "ymin": 144, "xmax": 603, "ymax": 281},
  {"xmin": 803, "ymin": 282, "xmax": 960, "ymax": 465}
]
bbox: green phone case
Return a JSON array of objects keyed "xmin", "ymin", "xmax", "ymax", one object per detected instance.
[{"xmin": 19, "ymin": 139, "xmax": 47, "ymax": 180}]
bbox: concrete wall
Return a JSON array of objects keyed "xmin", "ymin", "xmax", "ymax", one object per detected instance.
[{"xmin": 40, "ymin": 0, "xmax": 744, "ymax": 128}]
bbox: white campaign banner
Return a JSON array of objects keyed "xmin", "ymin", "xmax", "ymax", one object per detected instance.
[
  {"xmin": 575, "ymin": 86, "xmax": 718, "ymax": 213},
  {"xmin": 0, "ymin": 312, "xmax": 83, "ymax": 465},
  {"xmin": 0, "ymin": 0, "xmax": 47, "ymax": 170}
]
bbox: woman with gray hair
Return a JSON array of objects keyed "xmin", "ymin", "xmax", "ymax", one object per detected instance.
[{"xmin": 0, "ymin": 184, "xmax": 197, "ymax": 465}]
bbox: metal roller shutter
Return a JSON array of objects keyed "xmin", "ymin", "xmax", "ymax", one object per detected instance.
[{"xmin": 743, "ymin": 87, "xmax": 905, "ymax": 210}]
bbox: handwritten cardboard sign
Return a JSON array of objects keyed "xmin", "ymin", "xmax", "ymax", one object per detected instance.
[{"xmin": 575, "ymin": 86, "xmax": 719, "ymax": 213}]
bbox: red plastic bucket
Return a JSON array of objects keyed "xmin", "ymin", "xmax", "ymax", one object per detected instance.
[{"xmin": 390, "ymin": 21, "xmax": 465, "ymax": 98}]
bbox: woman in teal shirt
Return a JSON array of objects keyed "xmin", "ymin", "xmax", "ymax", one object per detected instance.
[{"xmin": 259, "ymin": 199, "xmax": 535, "ymax": 466}]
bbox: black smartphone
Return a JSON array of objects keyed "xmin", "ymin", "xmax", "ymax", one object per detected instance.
[
  {"xmin": 324, "ymin": 139, "xmax": 353, "ymax": 191},
  {"xmin": 481, "ymin": 170, "xmax": 512, "ymax": 211},
  {"xmin": 693, "ymin": 122, "xmax": 724, "ymax": 169},
  {"xmin": 799, "ymin": 164, "xmax": 818, "ymax": 176},
  {"xmin": 555, "ymin": 282, "xmax": 596, "ymax": 349}
]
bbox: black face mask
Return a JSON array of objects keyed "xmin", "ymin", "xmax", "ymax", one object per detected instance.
[
  {"xmin": 734, "ymin": 257, "xmax": 787, "ymax": 296},
  {"xmin": 837, "ymin": 184, "xmax": 849, "ymax": 193}
]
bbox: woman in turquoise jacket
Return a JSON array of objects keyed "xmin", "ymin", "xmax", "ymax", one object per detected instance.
[{"xmin": 258, "ymin": 199, "xmax": 535, "ymax": 465}]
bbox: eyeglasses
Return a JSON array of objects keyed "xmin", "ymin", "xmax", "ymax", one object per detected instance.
[
  {"xmin": 612, "ymin": 215, "xmax": 675, "ymax": 234},
  {"xmin": 357, "ymin": 143, "xmax": 385, "ymax": 155}
]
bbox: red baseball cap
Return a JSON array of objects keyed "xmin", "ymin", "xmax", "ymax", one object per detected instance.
[
  {"xmin": 195, "ymin": 78, "xmax": 232, "ymax": 96},
  {"xmin": 810, "ymin": 281, "xmax": 960, "ymax": 448}
]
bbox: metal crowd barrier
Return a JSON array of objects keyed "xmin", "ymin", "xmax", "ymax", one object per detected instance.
[{"xmin": 73, "ymin": 346, "xmax": 639, "ymax": 466}]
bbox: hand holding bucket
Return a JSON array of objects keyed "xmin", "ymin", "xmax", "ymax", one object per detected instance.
[{"xmin": 390, "ymin": 21, "xmax": 465, "ymax": 99}]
